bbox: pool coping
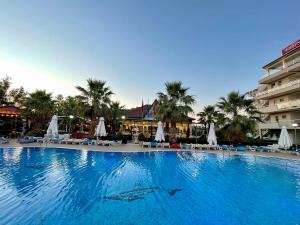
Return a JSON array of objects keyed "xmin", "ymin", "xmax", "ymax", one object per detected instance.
[{"xmin": 2, "ymin": 140, "xmax": 300, "ymax": 162}]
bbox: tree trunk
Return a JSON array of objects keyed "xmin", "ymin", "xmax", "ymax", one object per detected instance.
[
  {"xmin": 169, "ymin": 122, "xmax": 177, "ymax": 144},
  {"xmin": 90, "ymin": 117, "xmax": 98, "ymax": 136}
]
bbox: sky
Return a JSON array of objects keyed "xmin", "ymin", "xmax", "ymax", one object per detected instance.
[{"xmin": 0, "ymin": 0, "xmax": 299, "ymax": 112}]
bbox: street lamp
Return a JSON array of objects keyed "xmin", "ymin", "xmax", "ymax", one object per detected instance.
[
  {"xmin": 69, "ymin": 115, "xmax": 74, "ymax": 134},
  {"xmin": 121, "ymin": 115, "xmax": 126, "ymax": 132},
  {"xmin": 292, "ymin": 123, "xmax": 298, "ymax": 150}
]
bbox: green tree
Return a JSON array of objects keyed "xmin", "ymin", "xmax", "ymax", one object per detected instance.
[
  {"xmin": 21, "ymin": 90, "xmax": 55, "ymax": 131},
  {"xmin": 8, "ymin": 87, "xmax": 27, "ymax": 106},
  {"xmin": 197, "ymin": 105, "xmax": 226, "ymax": 135},
  {"xmin": 217, "ymin": 91, "xmax": 261, "ymax": 144},
  {"xmin": 106, "ymin": 101, "xmax": 125, "ymax": 133},
  {"xmin": 0, "ymin": 76, "xmax": 11, "ymax": 104},
  {"xmin": 76, "ymin": 79, "xmax": 114, "ymax": 133},
  {"xmin": 0, "ymin": 76, "xmax": 27, "ymax": 106},
  {"xmin": 55, "ymin": 95, "xmax": 87, "ymax": 118},
  {"xmin": 156, "ymin": 81, "xmax": 195, "ymax": 143}
]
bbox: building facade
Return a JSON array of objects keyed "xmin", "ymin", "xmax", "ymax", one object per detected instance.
[
  {"xmin": 123, "ymin": 100, "xmax": 194, "ymax": 138},
  {"xmin": 0, "ymin": 105, "xmax": 22, "ymax": 136},
  {"xmin": 255, "ymin": 39, "xmax": 300, "ymax": 143}
]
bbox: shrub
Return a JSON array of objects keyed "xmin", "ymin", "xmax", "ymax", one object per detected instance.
[
  {"xmin": 116, "ymin": 131, "xmax": 123, "ymax": 140},
  {"xmin": 138, "ymin": 133, "xmax": 145, "ymax": 142},
  {"xmin": 26, "ymin": 129, "xmax": 42, "ymax": 137}
]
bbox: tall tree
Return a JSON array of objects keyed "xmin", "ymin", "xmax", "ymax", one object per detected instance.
[
  {"xmin": 217, "ymin": 91, "xmax": 261, "ymax": 144},
  {"xmin": 156, "ymin": 81, "xmax": 195, "ymax": 143},
  {"xmin": 21, "ymin": 90, "xmax": 55, "ymax": 131},
  {"xmin": 0, "ymin": 76, "xmax": 11, "ymax": 104},
  {"xmin": 8, "ymin": 87, "xmax": 27, "ymax": 106},
  {"xmin": 106, "ymin": 101, "xmax": 125, "ymax": 133},
  {"xmin": 76, "ymin": 79, "xmax": 114, "ymax": 133},
  {"xmin": 197, "ymin": 105, "xmax": 226, "ymax": 135}
]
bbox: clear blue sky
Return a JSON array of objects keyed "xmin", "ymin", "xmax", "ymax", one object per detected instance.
[{"xmin": 0, "ymin": 0, "xmax": 299, "ymax": 112}]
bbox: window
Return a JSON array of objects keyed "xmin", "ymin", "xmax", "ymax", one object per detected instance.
[
  {"xmin": 280, "ymin": 98, "xmax": 284, "ymax": 102},
  {"xmin": 282, "ymin": 115, "xmax": 286, "ymax": 119},
  {"xmin": 275, "ymin": 116, "xmax": 279, "ymax": 122},
  {"xmin": 278, "ymin": 80, "xmax": 282, "ymax": 86},
  {"xmin": 271, "ymin": 83, "xmax": 276, "ymax": 88}
]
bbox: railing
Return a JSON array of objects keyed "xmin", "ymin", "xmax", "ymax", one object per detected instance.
[
  {"xmin": 256, "ymin": 79, "xmax": 300, "ymax": 97},
  {"xmin": 258, "ymin": 119, "xmax": 300, "ymax": 129},
  {"xmin": 261, "ymin": 56, "xmax": 300, "ymax": 78},
  {"xmin": 278, "ymin": 99, "xmax": 300, "ymax": 109},
  {"xmin": 258, "ymin": 99, "xmax": 300, "ymax": 113}
]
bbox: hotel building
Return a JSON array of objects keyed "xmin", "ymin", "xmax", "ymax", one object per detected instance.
[{"xmin": 255, "ymin": 39, "xmax": 300, "ymax": 143}]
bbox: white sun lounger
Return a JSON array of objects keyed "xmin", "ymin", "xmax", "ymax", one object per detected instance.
[
  {"xmin": 162, "ymin": 142, "xmax": 170, "ymax": 148},
  {"xmin": 102, "ymin": 140, "xmax": 113, "ymax": 146},
  {"xmin": 71, "ymin": 139, "xmax": 83, "ymax": 145},
  {"xmin": 191, "ymin": 144, "xmax": 202, "ymax": 149},
  {"xmin": 142, "ymin": 142, "xmax": 151, "ymax": 148}
]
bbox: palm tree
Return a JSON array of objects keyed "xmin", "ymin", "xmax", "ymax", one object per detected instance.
[
  {"xmin": 106, "ymin": 101, "xmax": 125, "ymax": 133},
  {"xmin": 156, "ymin": 81, "xmax": 195, "ymax": 143},
  {"xmin": 21, "ymin": 90, "xmax": 55, "ymax": 131},
  {"xmin": 76, "ymin": 79, "xmax": 114, "ymax": 133},
  {"xmin": 197, "ymin": 105, "xmax": 226, "ymax": 135},
  {"xmin": 217, "ymin": 91, "xmax": 261, "ymax": 144}
]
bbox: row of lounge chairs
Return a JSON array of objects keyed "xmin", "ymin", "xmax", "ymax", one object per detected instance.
[
  {"xmin": 140, "ymin": 142, "xmax": 293, "ymax": 153},
  {"xmin": 142, "ymin": 141, "xmax": 171, "ymax": 148},
  {"xmin": 17, "ymin": 136, "xmax": 121, "ymax": 147},
  {"xmin": 45, "ymin": 138, "xmax": 121, "ymax": 146},
  {"xmin": 142, "ymin": 142, "xmax": 220, "ymax": 150},
  {"xmin": 0, "ymin": 137, "xmax": 9, "ymax": 144}
]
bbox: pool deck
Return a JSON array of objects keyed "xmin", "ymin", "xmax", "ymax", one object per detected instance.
[{"xmin": 1, "ymin": 139, "xmax": 300, "ymax": 161}]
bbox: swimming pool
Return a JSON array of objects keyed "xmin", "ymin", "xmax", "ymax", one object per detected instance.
[{"xmin": 0, "ymin": 147, "xmax": 300, "ymax": 225}]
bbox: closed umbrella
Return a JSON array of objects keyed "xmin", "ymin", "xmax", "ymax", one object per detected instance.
[
  {"xmin": 95, "ymin": 117, "xmax": 107, "ymax": 137},
  {"xmin": 155, "ymin": 121, "xmax": 165, "ymax": 142},
  {"xmin": 46, "ymin": 115, "xmax": 58, "ymax": 138},
  {"xmin": 278, "ymin": 126, "xmax": 292, "ymax": 150},
  {"xmin": 207, "ymin": 123, "xmax": 217, "ymax": 146}
]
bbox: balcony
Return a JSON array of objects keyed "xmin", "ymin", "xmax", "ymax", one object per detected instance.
[
  {"xmin": 258, "ymin": 120, "xmax": 300, "ymax": 130},
  {"xmin": 256, "ymin": 79, "xmax": 300, "ymax": 100},
  {"xmin": 259, "ymin": 56, "xmax": 300, "ymax": 84},
  {"xmin": 258, "ymin": 99, "xmax": 300, "ymax": 113}
]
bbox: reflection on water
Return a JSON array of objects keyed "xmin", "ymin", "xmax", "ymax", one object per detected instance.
[{"xmin": 0, "ymin": 147, "xmax": 300, "ymax": 225}]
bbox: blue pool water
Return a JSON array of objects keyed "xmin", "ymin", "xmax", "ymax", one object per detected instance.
[{"xmin": 0, "ymin": 147, "xmax": 300, "ymax": 225}]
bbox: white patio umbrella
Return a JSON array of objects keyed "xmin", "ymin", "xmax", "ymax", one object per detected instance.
[
  {"xmin": 95, "ymin": 117, "xmax": 107, "ymax": 137},
  {"xmin": 155, "ymin": 121, "xmax": 165, "ymax": 142},
  {"xmin": 207, "ymin": 123, "xmax": 217, "ymax": 146},
  {"xmin": 278, "ymin": 126, "xmax": 292, "ymax": 150},
  {"xmin": 46, "ymin": 115, "xmax": 58, "ymax": 138}
]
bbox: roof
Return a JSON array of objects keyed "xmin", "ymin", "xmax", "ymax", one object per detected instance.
[
  {"xmin": 0, "ymin": 105, "xmax": 20, "ymax": 117},
  {"xmin": 125, "ymin": 100, "xmax": 195, "ymax": 122},
  {"xmin": 263, "ymin": 41, "xmax": 300, "ymax": 69},
  {"xmin": 125, "ymin": 104, "xmax": 151, "ymax": 120}
]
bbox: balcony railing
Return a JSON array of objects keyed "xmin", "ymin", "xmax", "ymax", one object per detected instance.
[
  {"xmin": 258, "ymin": 119, "xmax": 300, "ymax": 130},
  {"xmin": 256, "ymin": 79, "xmax": 300, "ymax": 98},
  {"xmin": 261, "ymin": 56, "xmax": 300, "ymax": 78},
  {"xmin": 258, "ymin": 99, "xmax": 300, "ymax": 113},
  {"xmin": 278, "ymin": 99, "xmax": 300, "ymax": 109}
]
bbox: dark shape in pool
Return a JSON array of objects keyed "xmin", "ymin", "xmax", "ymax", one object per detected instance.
[
  {"xmin": 168, "ymin": 188, "xmax": 182, "ymax": 196},
  {"xmin": 104, "ymin": 187, "xmax": 182, "ymax": 202},
  {"xmin": 24, "ymin": 164, "xmax": 47, "ymax": 169}
]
